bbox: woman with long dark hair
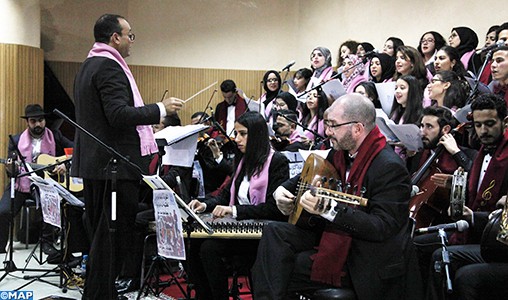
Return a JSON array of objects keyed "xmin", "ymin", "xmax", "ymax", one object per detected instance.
[
  {"xmin": 417, "ymin": 31, "xmax": 446, "ymax": 74},
  {"xmin": 188, "ymin": 111, "xmax": 289, "ymax": 300},
  {"xmin": 383, "ymin": 37, "xmax": 404, "ymax": 57},
  {"xmin": 389, "ymin": 75, "xmax": 424, "ymax": 160},
  {"xmin": 427, "ymin": 70, "xmax": 470, "ymax": 110},
  {"xmin": 300, "ymin": 86, "xmax": 329, "ymax": 144},
  {"xmin": 390, "ymin": 75, "xmax": 424, "ymax": 126}
]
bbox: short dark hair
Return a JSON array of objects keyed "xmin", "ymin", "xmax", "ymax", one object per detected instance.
[
  {"xmin": 94, "ymin": 14, "xmax": 125, "ymax": 43},
  {"xmin": 496, "ymin": 22, "xmax": 508, "ymax": 40},
  {"xmin": 493, "ymin": 45, "xmax": 508, "ymax": 56},
  {"xmin": 471, "ymin": 94, "xmax": 507, "ymax": 120},
  {"xmin": 421, "ymin": 106, "xmax": 454, "ymax": 130},
  {"xmin": 276, "ymin": 109, "xmax": 298, "ymax": 124},
  {"xmin": 220, "ymin": 80, "xmax": 237, "ymax": 93},
  {"xmin": 191, "ymin": 111, "xmax": 209, "ymax": 120}
]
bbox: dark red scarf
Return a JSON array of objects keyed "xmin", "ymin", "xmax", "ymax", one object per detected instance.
[
  {"xmin": 468, "ymin": 130, "xmax": 508, "ymax": 212},
  {"xmin": 215, "ymin": 93, "xmax": 247, "ymax": 131},
  {"xmin": 310, "ymin": 126, "xmax": 386, "ymax": 286}
]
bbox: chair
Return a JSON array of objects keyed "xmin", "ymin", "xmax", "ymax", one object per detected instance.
[
  {"xmin": 223, "ymin": 255, "xmax": 253, "ymax": 299},
  {"xmin": 19, "ymin": 199, "xmax": 37, "ymax": 249},
  {"xmin": 298, "ymin": 218, "xmax": 416, "ymax": 300}
]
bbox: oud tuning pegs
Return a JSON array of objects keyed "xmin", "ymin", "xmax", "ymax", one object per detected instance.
[
  {"xmin": 345, "ymin": 183, "xmax": 351, "ymax": 193},
  {"xmin": 336, "ymin": 180, "xmax": 343, "ymax": 192},
  {"xmin": 360, "ymin": 187, "xmax": 366, "ymax": 197},
  {"xmin": 328, "ymin": 178, "xmax": 336, "ymax": 189}
]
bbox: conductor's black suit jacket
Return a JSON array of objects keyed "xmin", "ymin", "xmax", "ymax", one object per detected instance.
[{"xmin": 72, "ymin": 57, "xmax": 161, "ymax": 180}]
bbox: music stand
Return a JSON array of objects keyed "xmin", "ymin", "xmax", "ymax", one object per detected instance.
[
  {"xmin": 54, "ymin": 109, "xmax": 212, "ymax": 298},
  {"xmin": 0, "ymin": 136, "xmax": 68, "ymax": 286},
  {"xmin": 138, "ymin": 175, "xmax": 213, "ymax": 299}
]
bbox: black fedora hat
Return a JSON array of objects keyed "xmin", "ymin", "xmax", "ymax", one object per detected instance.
[{"xmin": 20, "ymin": 104, "xmax": 50, "ymax": 119}]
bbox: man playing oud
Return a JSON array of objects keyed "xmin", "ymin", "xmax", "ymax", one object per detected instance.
[{"xmin": 252, "ymin": 93, "xmax": 423, "ymax": 300}]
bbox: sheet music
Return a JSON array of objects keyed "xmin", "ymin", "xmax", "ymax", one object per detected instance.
[
  {"xmin": 321, "ymin": 79, "xmax": 346, "ymax": 101},
  {"xmin": 298, "ymin": 149, "xmax": 331, "ymax": 162},
  {"xmin": 154, "ymin": 124, "xmax": 209, "ymax": 167},
  {"xmin": 375, "ymin": 82, "xmax": 396, "ymax": 115},
  {"xmin": 153, "ymin": 189, "xmax": 186, "ymax": 259},
  {"xmin": 375, "ymin": 109, "xmax": 422, "ymax": 151},
  {"xmin": 30, "ymin": 176, "xmax": 84, "ymax": 207},
  {"xmin": 31, "ymin": 181, "xmax": 61, "ymax": 228},
  {"xmin": 142, "ymin": 175, "xmax": 214, "ymax": 235}
]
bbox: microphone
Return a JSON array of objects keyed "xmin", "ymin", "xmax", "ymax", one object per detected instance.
[
  {"xmin": 361, "ymin": 49, "xmax": 379, "ymax": 58},
  {"xmin": 282, "ymin": 60, "xmax": 296, "ymax": 71},
  {"xmin": 415, "ymin": 220, "xmax": 469, "ymax": 234},
  {"xmin": 476, "ymin": 40, "xmax": 504, "ymax": 54}
]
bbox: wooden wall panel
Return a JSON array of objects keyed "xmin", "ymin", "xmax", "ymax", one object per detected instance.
[
  {"xmin": 46, "ymin": 61, "xmax": 273, "ymax": 125},
  {"xmin": 0, "ymin": 44, "xmax": 44, "ymax": 189}
]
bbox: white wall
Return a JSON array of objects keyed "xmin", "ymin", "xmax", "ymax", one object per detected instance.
[
  {"xmin": 0, "ymin": 0, "xmax": 40, "ymax": 47},
  {"xmin": 40, "ymin": 0, "xmax": 507, "ymax": 70}
]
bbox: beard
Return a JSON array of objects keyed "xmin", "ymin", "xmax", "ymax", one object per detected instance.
[
  {"xmin": 30, "ymin": 126, "xmax": 44, "ymax": 137},
  {"xmin": 422, "ymin": 134, "xmax": 441, "ymax": 149},
  {"xmin": 331, "ymin": 128, "xmax": 356, "ymax": 151}
]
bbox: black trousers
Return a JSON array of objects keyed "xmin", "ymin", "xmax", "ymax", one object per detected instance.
[
  {"xmin": 82, "ymin": 179, "xmax": 140, "ymax": 300},
  {"xmin": 427, "ymin": 244, "xmax": 508, "ymax": 300},
  {"xmin": 251, "ymin": 222, "xmax": 335, "ymax": 300},
  {"xmin": 188, "ymin": 238, "xmax": 260, "ymax": 300}
]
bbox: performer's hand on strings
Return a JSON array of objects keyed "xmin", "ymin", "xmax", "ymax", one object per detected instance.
[
  {"xmin": 299, "ymin": 190, "xmax": 326, "ymax": 215},
  {"xmin": 212, "ymin": 205, "xmax": 232, "ymax": 218},
  {"xmin": 189, "ymin": 199, "xmax": 206, "ymax": 213},
  {"xmin": 274, "ymin": 186, "xmax": 295, "ymax": 216}
]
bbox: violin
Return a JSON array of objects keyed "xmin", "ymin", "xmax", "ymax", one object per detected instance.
[{"xmin": 269, "ymin": 135, "xmax": 290, "ymax": 151}]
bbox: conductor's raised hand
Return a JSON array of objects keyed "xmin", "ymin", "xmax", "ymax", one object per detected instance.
[
  {"xmin": 274, "ymin": 186, "xmax": 295, "ymax": 216},
  {"xmin": 162, "ymin": 97, "xmax": 184, "ymax": 115}
]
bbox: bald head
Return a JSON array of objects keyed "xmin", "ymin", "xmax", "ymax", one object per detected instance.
[{"xmin": 327, "ymin": 93, "xmax": 376, "ymax": 132}]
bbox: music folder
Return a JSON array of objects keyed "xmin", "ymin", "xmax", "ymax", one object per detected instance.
[{"xmin": 142, "ymin": 174, "xmax": 213, "ymax": 235}]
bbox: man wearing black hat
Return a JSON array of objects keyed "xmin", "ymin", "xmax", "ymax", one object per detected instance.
[{"xmin": 0, "ymin": 104, "xmax": 73, "ymax": 254}]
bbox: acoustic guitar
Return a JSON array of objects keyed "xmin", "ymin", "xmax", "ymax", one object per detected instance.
[
  {"xmin": 289, "ymin": 154, "xmax": 368, "ymax": 228},
  {"xmin": 1, "ymin": 154, "xmax": 83, "ymax": 192}
]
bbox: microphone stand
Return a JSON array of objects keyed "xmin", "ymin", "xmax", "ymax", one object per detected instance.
[
  {"xmin": 280, "ymin": 66, "xmax": 292, "ymax": 91},
  {"xmin": 0, "ymin": 136, "xmax": 61, "ymax": 287},
  {"xmin": 466, "ymin": 49, "xmax": 494, "ymax": 105},
  {"xmin": 437, "ymin": 228, "xmax": 453, "ymax": 294},
  {"xmin": 277, "ymin": 113, "xmax": 326, "ymax": 145},
  {"xmin": 54, "ymin": 109, "xmax": 143, "ymax": 297},
  {"xmin": 299, "ymin": 56, "xmax": 370, "ymax": 98}
]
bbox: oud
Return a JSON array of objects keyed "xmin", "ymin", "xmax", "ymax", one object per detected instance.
[{"xmin": 288, "ymin": 154, "xmax": 368, "ymax": 228}]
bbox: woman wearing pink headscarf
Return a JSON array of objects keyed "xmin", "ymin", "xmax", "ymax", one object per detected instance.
[{"xmin": 341, "ymin": 54, "xmax": 366, "ymax": 93}]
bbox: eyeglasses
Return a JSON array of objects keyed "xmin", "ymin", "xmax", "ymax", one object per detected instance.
[
  {"xmin": 449, "ymin": 33, "xmax": 458, "ymax": 39},
  {"xmin": 128, "ymin": 33, "xmax": 136, "ymax": 41},
  {"xmin": 324, "ymin": 120, "xmax": 359, "ymax": 129},
  {"xmin": 431, "ymin": 78, "xmax": 442, "ymax": 84},
  {"xmin": 266, "ymin": 78, "xmax": 279, "ymax": 83},
  {"xmin": 421, "ymin": 38, "xmax": 435, "ymax": 44}
]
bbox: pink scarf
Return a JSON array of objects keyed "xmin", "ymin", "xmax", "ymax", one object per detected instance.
[
  {"xmin": 229, "ymin": 150, "xmax": 274, "ymax": 206},
  {"xmin": 87, "ymin": 42, "xmax": 158, "ymax": 156},
  {"xmin": 17, "ymin": 128, "xmax": 56, "ymax": 192}
]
